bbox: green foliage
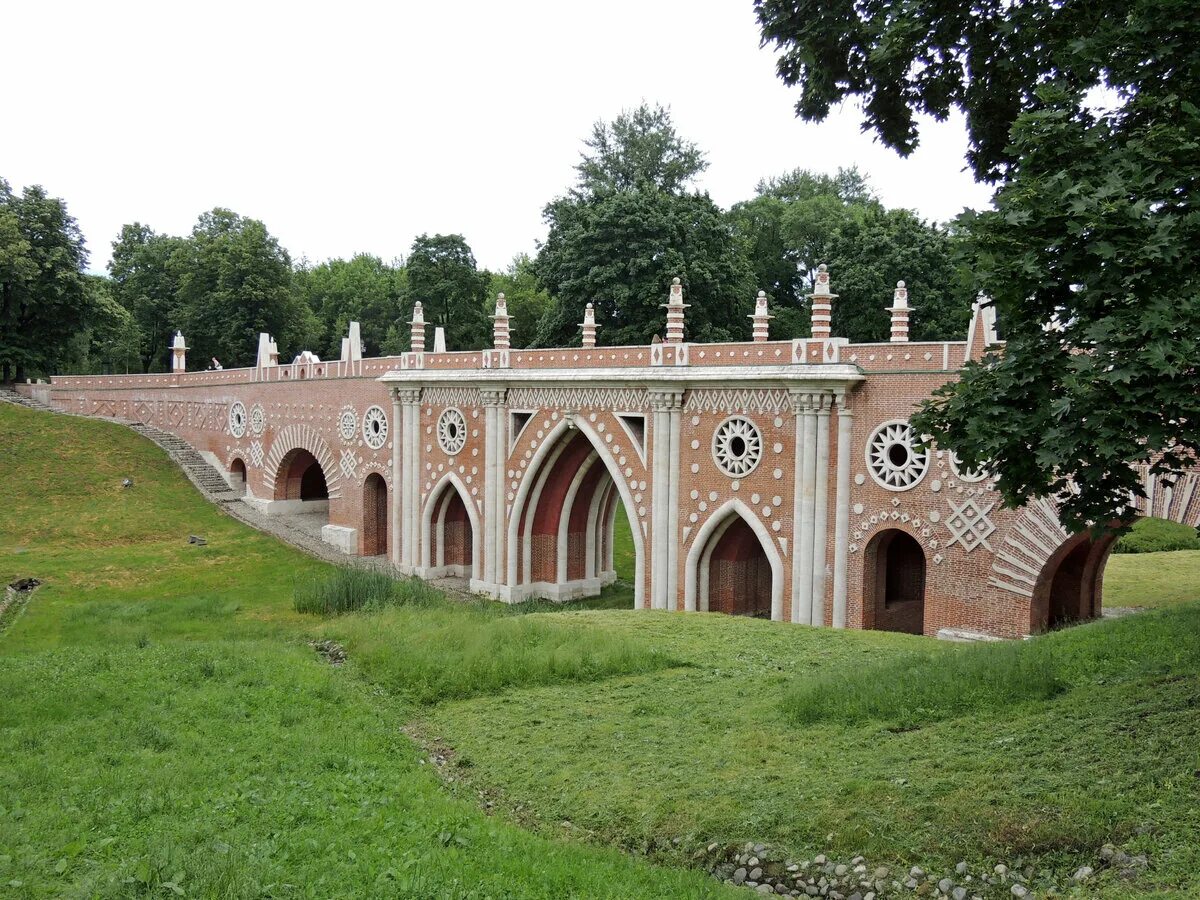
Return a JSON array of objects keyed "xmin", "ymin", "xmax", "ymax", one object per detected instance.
[
  {"xmin": 406, "ymin": 233, "xmax": 490, "ymax": 350},
  {"xmin": 1113, "ymin": 517, "xmax": 1200, "ymax": 554},
  {"xmin": 108, "ymin": 223, "xmax": 186, "ymax": 372},
  {"xmin": 782, "ymin": 642, "xmax": 1065, "ymax": 728},
  {"xmin": 757, "ymin": 0, "xmax": 1200, "ymax": 531},
  {"xmin": 172, "ymin": 209, "xmax": 320, "ymax": 369},
  {"xmin": 61, "ymin": 275, "xmax": 142, "ymax": 375},
  {"xmin": 574, "ymin": 102, "xmax": 707, "ymax": 196},
  {"xmin": 487, "ymin": 254, "xmax": 552, "ymax": 349},
  {"xmin": 1104, "ymin": 551, "xmax": 1200, "ymax": 609},
  {"xmin": 729, "ymin": 168, "xmax": 973, "ymax": 341},
  {"xmin": 0, "ymin": 179, "xmax": 89, "ymax": 381},
  {"xmin": 292, "ymin": 253, "xmax": 406, "ymax": 358},
  {"xmin": 536, "ymin": 107, "xmax": 754, "ymax": 347}
]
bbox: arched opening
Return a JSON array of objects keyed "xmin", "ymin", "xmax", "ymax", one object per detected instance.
[
  {"xmin": 685, "ymin": 500, "xmax": 783, "ymax": 618},
  {"xmin": 229, "ymin": 457, "xmax": 247, "ymax": 496},
  {"xmin": 703, "ymin": 515, "xmax": 772, "ymax": 617},
  {"xmin": 270, "ymin": 447, "xmax": 331, "ymax": 538},
  {"xmin": 362, "ymin": 473, "xmax": 388, "ymax": 557},
  {"xmin": 425, "ymin": 479, "xmax": 476, "ymax": 579},
  {"xmin": 507, "ymin": 420, "xmax": 645, "ymax": 605},
  {"xmin": 1030, "ymin": 528, "xmax": 1121, "ymax": 632},
  {"xmin": 864, "ymin": 528, "xmax": 926, "ymax": 634}
]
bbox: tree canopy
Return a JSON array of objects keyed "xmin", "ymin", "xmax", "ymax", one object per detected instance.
[
  {"xmin": 292, "ymin": 254, "xmax": 406, "ymax": 359},
  {"xmin": 756, "ymin": 0, "xmax": 1200, "ymax": 529},
  {"xmin": 729, "ymin": 168, "xmax": 972, "ymax": 341},
  {"xmin": 406, "ymin": 234, "xmax": 490, "ymax": 351},
  {"xmin": 172, "ymin": 209, "xmax": 318, "ymax": 369},
  {"xmin": 109, "ymin": 223, "xmax": 185, "ymax": 372},
  {"xmin": 0, "ymin": 180, "xmax": 90, "ymax": 381},
  {"xmin": 535, "ymin": 104, "xmax": 754, "ymax": 347}
]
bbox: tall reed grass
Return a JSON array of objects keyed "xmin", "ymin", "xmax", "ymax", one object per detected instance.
[{"xmin": 293, "ymin": 567, "xmax": 440, "ymax": 615}]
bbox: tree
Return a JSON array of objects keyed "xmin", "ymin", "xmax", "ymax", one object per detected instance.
[
  {"xmin": 293, "ymin": 254, "xmax": 406, "ymax": 358},
  {"xmin": 405, "ymin": 234, "xmax": 490, "ymax": 351},
  {"xmin": 0, "ymin": 179, "xmax": 90, "ymax": 381},
  {"xmin": 729, "ymin": 168, "xmax": 972, "ymax": 341},
  {"xmin": 172, "ymin": 209, "xmax": 318, "ymax": 369},
  {"xmin": 487, "ymin": 254, "xmax": 551, "ymax": 350},
  {"xmin": 535, "ymin": 104, "xmax": 754, "ymax": 347},
  {"xmin": 62, "ymin": 275, "xmax": 142, "ymax": 374},
  {"xmin": 755, "ymin": 0, "xmax": 1200, "ymax": 529},
  {"xmin": 109, "ymin": 223, "xmax": 185, "ymax": 372},
  {"xmin": 575, "ymin": 103, "xmax": 707, "ymax": 196}
]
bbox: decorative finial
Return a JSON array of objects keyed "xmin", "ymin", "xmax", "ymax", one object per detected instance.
[
  {"xmin": 889, "ymin": 280, "xmax": 912, "ymax": 342},
  {"xmin": 750, "ymin": 289, "xmax": 773, "ymax": 342},
  {"xmin": 492, "ymin": 292, "xmax": 510, "ymax": 351},
  {"xmin": 810, "ymin": 264, "xmax": 835, "ymax": 339}
]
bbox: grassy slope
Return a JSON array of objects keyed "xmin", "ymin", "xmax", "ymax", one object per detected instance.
[
  {"xmin": 418, "ymin": 514, "xmax": 1200, "ymax": 897},
  {"xmin": 0, "ymin": 403, "xmax": 731, "ymax": 898},
  {"xmin": 1105, "ymin": 551, "xmax": 1200, "ymax": 608}
]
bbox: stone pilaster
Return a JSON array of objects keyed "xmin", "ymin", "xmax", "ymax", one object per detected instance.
[
  {"xmin": 479, "ymin": 386, "xmax": 507, "ymax": 593},
  {"xmin": 648, "ymin": 387, "xmax": 683, "ymax": 609},
  {"xmin": 393, "ymin": 387, "xmax": 422, "ymax": 572},
  {"xmin": 831, "ymin": 394, "xmax": 854, "ymax": 628},
  {"xmin": 811, "ymin": 394, "xmax": 832, "ymax": 625}
]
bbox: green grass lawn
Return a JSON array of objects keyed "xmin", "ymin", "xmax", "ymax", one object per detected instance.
[
  {"xmin": 3, "ymin": 401, "xmax": 1199, "ymax": 898},
  {"xmin": 0, "ymin": 403, "xmax": 732, "ymax": 898}
]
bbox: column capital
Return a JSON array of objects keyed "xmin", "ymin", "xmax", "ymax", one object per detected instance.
[
  {"xmin": 479, "ymin": 386, "xmax": 507, "ymax": 407},
  {"xmin": 647, "ymin": 387, "xmax": 684, "ymax": 412},
  {"xmin": 788, "ymin": 390, "xmax": 817, "ymax": 414},
  {"xmin": 391, "ymin": 386, "xmax": 421, "ymax": 404}
]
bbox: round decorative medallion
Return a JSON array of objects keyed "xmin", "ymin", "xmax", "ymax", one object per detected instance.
[
  {"xmin": 866, "ymin": 420, "xmax": 929, "ymax": 491},
  {"xmin": 362, "ymin": 405, "xmax": 389, "ymax": 449},
  {"xmin": 339, "ymin": 408, "xmax": 358, "ymax": 442},
  {"xmin": 228, "ymin": 401, "xmax": 247, "ymax": 438},
  {"xmin": 249, "ymin": 403, "xmax": 265, "ymax": 436},
  {"xmin": 712, "ymin": 416, "xmax": 763, "ymax": 478},
  {"xmin": 437, "ymin": 408, "xmax": 467, "ymax": 456},
  {"xmin": 948, "ymin": 451, "xmax": 988, "ymax": 483}
]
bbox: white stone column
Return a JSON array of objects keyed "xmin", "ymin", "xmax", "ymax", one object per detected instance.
[
  {"xmin": 795, "ymin": 393, "xmax": 819, "ymax": 624},
  {"xmin": 788, "ymin": 392, "xmax": 809, "ymax": 623},
  {"xmin": 831, "ymin": 395, "xmax": 854, "ymax": 628},
  {"xmin": 664, "ymin": 394, "xmax": 683, "ymax": 610},
  {"xmin": 390, "ymin": 389, "xmax": 403, "ymax": 567},
  {"xmin": 648, "ymin": 389, "xmax": 678, "ymax": 610},
  {"xmin": 479, "ymin": 388, "xmax": 506, "ymax": 590},
  {"xmin": 811, "ymin": 394, "xmax": 832, "ymax": 626},
  {"xmin": 395, "ymin": 388, "xmax": 421, "ymax": 572}
]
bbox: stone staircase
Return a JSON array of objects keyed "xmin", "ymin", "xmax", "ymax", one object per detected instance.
[
  {"xmin": 0, "ymin": 387, "xmax": 55, "ymax": 413},
  {"xmin": 1, "ymin": 387, "xmax": 237, "ymax": 502},
  {"xmin": 126, "ymin": 423, "xmax": 239, "ymax": 501}
]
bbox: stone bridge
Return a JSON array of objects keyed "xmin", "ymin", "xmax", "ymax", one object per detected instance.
[{"xmin": 39, "ymin": 273, "xmax": 1199, "ymax": 638}]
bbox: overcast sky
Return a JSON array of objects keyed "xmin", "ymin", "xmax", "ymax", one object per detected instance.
[{"xmin": 5, "ymin": 0, "xmax": 993, "ymax": 275}]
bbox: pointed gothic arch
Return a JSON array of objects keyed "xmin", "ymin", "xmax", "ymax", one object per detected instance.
[
  {"xmin": 684, "ymin": 499, "xmax": 784, "ymax": 617},
  {"xmin": 421, "ymin": 471, "xmax": 482, "ymax": 580},
  {"xmin": 506, "ymin": 416, "xmax": 645, "ymax": 605}
]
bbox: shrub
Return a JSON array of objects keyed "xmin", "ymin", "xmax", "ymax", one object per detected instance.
[
  {"xmin": 1113, "ymin": 517, "xmax": 1200, "ymax": 554},
  {"xmin": 294, "ymin": 567, "xmax": 434, "ymax": 615},
  {"xmin": 782, "ymin": 639, "xmax": 1066, "ymax": 728}
]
